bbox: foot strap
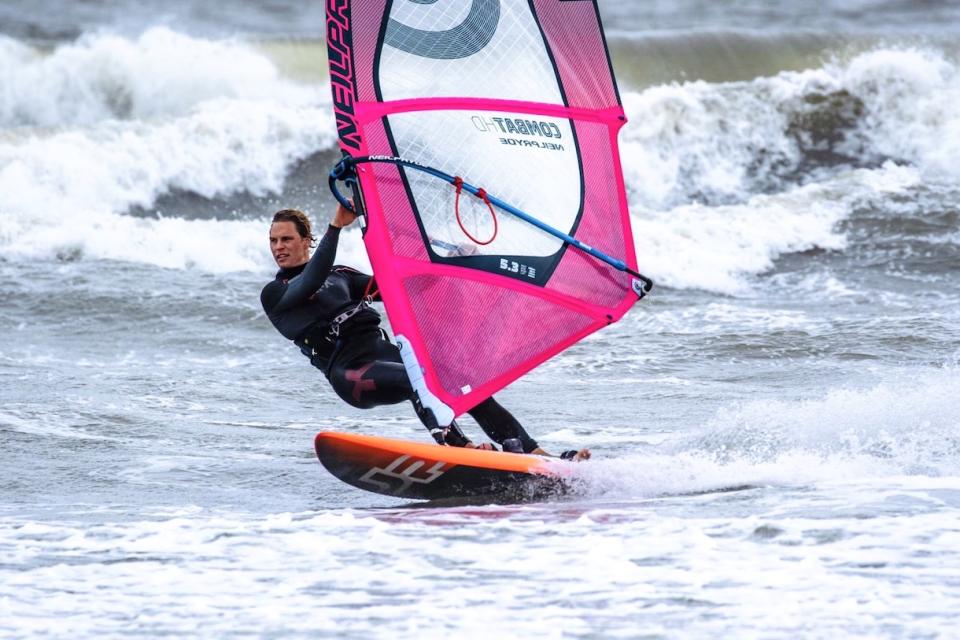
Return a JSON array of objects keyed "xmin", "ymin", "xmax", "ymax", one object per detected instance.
[
  {"xmin": 442, "ymin": 421, "xmax": 470, "ymax": 447},
  {"xmin": 502, "ymin": 438, "xmax": 524, "ymax": 453},
  {"xmin": 418, "ymin": 403, "xmax": 470, "ymax": 447}
]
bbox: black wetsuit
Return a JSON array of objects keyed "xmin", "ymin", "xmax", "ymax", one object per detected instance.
[{"xmin": 260, "ymin": 225, "xmax": 539, "ymax": 452}]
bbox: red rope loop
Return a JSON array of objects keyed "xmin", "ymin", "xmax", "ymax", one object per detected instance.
[
  {"xmin": 362, "ymin": 275, "xmax": 378, "ymax": 301},
  {"xmin": 453, "ymin": 176, "xmax": 498, "ymax": 246}
]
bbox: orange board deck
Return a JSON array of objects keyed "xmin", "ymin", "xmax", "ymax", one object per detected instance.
[{"xmin": 314, "ymin": 431, "xmax": 570, "ymax": 500}]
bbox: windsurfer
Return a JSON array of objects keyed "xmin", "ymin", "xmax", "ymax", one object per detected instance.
[{"xmin": 260, "ymin": 205, "xmax": 590, "ymax": 460}]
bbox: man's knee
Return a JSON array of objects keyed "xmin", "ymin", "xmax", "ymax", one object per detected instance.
[
  {"xmin": 330, "ymin": 361, "xmax": 413, "ymax": 409},
  {"xmin": 329, "ymin": 366, "xmax": 374, "ymax": 409}
]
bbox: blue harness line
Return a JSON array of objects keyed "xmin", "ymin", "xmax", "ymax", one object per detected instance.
[{"xmin": 329, "ymin": 155, "xmax": 654, "ymax": 298}]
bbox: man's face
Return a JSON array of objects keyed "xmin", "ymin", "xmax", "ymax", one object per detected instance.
[{"xmin": 269, "ymin": 221, "xmax": 311, "ymax": 269}]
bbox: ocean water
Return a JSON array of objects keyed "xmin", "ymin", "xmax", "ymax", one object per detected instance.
[{"xmin": 2, "ymin": 1, "xmax": 959, "ymax": 638}]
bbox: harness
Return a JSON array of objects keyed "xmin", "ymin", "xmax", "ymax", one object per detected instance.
[
  {"xmin": 328, "ymin": 275, "xmax": 378, "ymax": 337},
  {"xmin": 298, "ymin": 275, "xmax": 379, "ymax": 375},
  {"xmin": 326, "ymin": 300, "xmax": 371, "ymax": 337}
]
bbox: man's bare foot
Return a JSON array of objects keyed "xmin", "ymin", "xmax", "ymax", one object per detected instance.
[
  {"xmin": 531, "ymin": 447, "xmax": 591, "ymax": 461},
  {"xmin": 465, "ymin": 442, "xmax": 497, "ymax": 451},
  {"xmin": 558, "ymin": 448, "xmax": 591, "ymax": 461}
]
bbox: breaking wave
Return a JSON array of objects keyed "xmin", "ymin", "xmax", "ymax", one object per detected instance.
[{"xmin": 0, "ymin": 30, "xmax": 957, "ymax": 292}]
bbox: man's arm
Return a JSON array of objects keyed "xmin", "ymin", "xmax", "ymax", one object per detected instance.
[
  {"xmin": 270, "ymin": 203, "xmax": 359, "ymax": 311},
  {"xmin": 331, "ymin": 202, "xmax": 379, "ymax": 302}
]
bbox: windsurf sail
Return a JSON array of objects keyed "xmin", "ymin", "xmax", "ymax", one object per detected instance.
[{"xmin": 326, "ymin": 0, "xmax": 649, "ymax": 424}]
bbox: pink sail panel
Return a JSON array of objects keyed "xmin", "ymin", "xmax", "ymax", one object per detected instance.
[{"xmin": 326, "ymin": 0, "xmax": 642, "ymax": 418}]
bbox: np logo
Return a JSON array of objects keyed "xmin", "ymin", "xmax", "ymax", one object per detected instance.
[
  {"xmin": 359, "ymin": 455, "xmax": 451, "ymax": 494},
  {"xmin": 386, "ymin": 0, "xmax": 500, "ymax": 60}
]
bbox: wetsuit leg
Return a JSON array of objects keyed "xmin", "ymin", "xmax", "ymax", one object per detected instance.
[
  {"xmin": 327, "ymin": 336, "xmax": 411, "ymax": 409},
  {"xmin": 327, "ymin": 333, "xmax": 471, "ymax": 446},
  {"xmin": 467, "ymin": 397, "xmax": 539, "ymax": 453}
]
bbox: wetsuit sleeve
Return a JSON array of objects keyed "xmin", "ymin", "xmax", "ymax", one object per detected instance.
[{"xmin": 262, "ymin": 225, "xmax": 341, "ymax": 313}]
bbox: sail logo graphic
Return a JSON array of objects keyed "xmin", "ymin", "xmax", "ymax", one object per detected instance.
[
  {"xmin": 472, "ymin": 116, "xmax": 563, "ymax": 139},
  {"xmin": 472, "ymin": 115, "xmax": 565, "ymax": 152},
  {"xmin": 499, "ymin": 259, "xmax": 537, "ymax": 279},
  {"xmin": 359, "ymin": 455, "xmax": 451, "ymax": 494},
  {"xmin": 327, "ymin": 0, "xmax": 361, "ymax": 150},
  {"xmin": 386, "ymin": 0, "xmax": 501, "ymax": 60}
]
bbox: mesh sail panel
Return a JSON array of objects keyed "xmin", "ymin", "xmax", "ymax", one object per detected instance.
[
  {"xmin": 327, "ymin": 0, "xmax": 640, "ymax": 415},
  {"xmin": 403, "ymin": 274, "xmax": 597, "ymax": 399}
]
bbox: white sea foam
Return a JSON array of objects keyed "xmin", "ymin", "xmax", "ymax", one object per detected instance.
[
  {"xmin": 0, "ymin": 41, "xmax": 957, "ymax": 289},
  {"xmin": 573, "ymin": 366, "xmax": 960, "ymax": 498},
  {"xmin": 617, "ymin": 47, "xmax": 959, "ymax": 291},
  {"xmin": 696, "ymin": 366, "xmax": 960, "ymax": 470},
  {"xmin": 0, "ymin": 99, "xmax": 339, "ymax": 270},
  {"xmin": 0, "ymin": 409, "xmax": 115, "ymax": 441},
  {"xmin": 635, "ymin": 162, "xmax": 926, "ymax": 293},
  {"xmin": 618, "ymin": 46, "xmax": 960, "ymax": 210},
  {"xmin": 0, "ymin": 29, "xmax": 371, "ymax": 273},
  {"xmin": 0, "ymin": 28, "xmax": 316, "ymax": 127},
  {"xmin": 3, "ymin": 490, "xmax": 960, "ymax": 638},
  {"xmin": 840, "ymin": 48, "xmax": 960, "ymax": 180},
  {"xmin": 622, "ymin": 49, "xmax": 960, "ymax": 293},
  {"xmin": 619, "ymin": 79, "xmax": 796, "ymax": 209}
]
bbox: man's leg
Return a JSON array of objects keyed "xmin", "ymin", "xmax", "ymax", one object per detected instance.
[
  {"xmin": 466, "ymin": 397, "xmax": 540, "ymax": 453},
  {"xmin": 466, "ymin": 398, "xmax": 590, "ymax": 459},
  {"xmin": 328, "ymin": 358, "xmax": 411, "ymax": 408},
  {"xmin": 328, "ymin": 335, "xmax": 472, "ymax": 446}
]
